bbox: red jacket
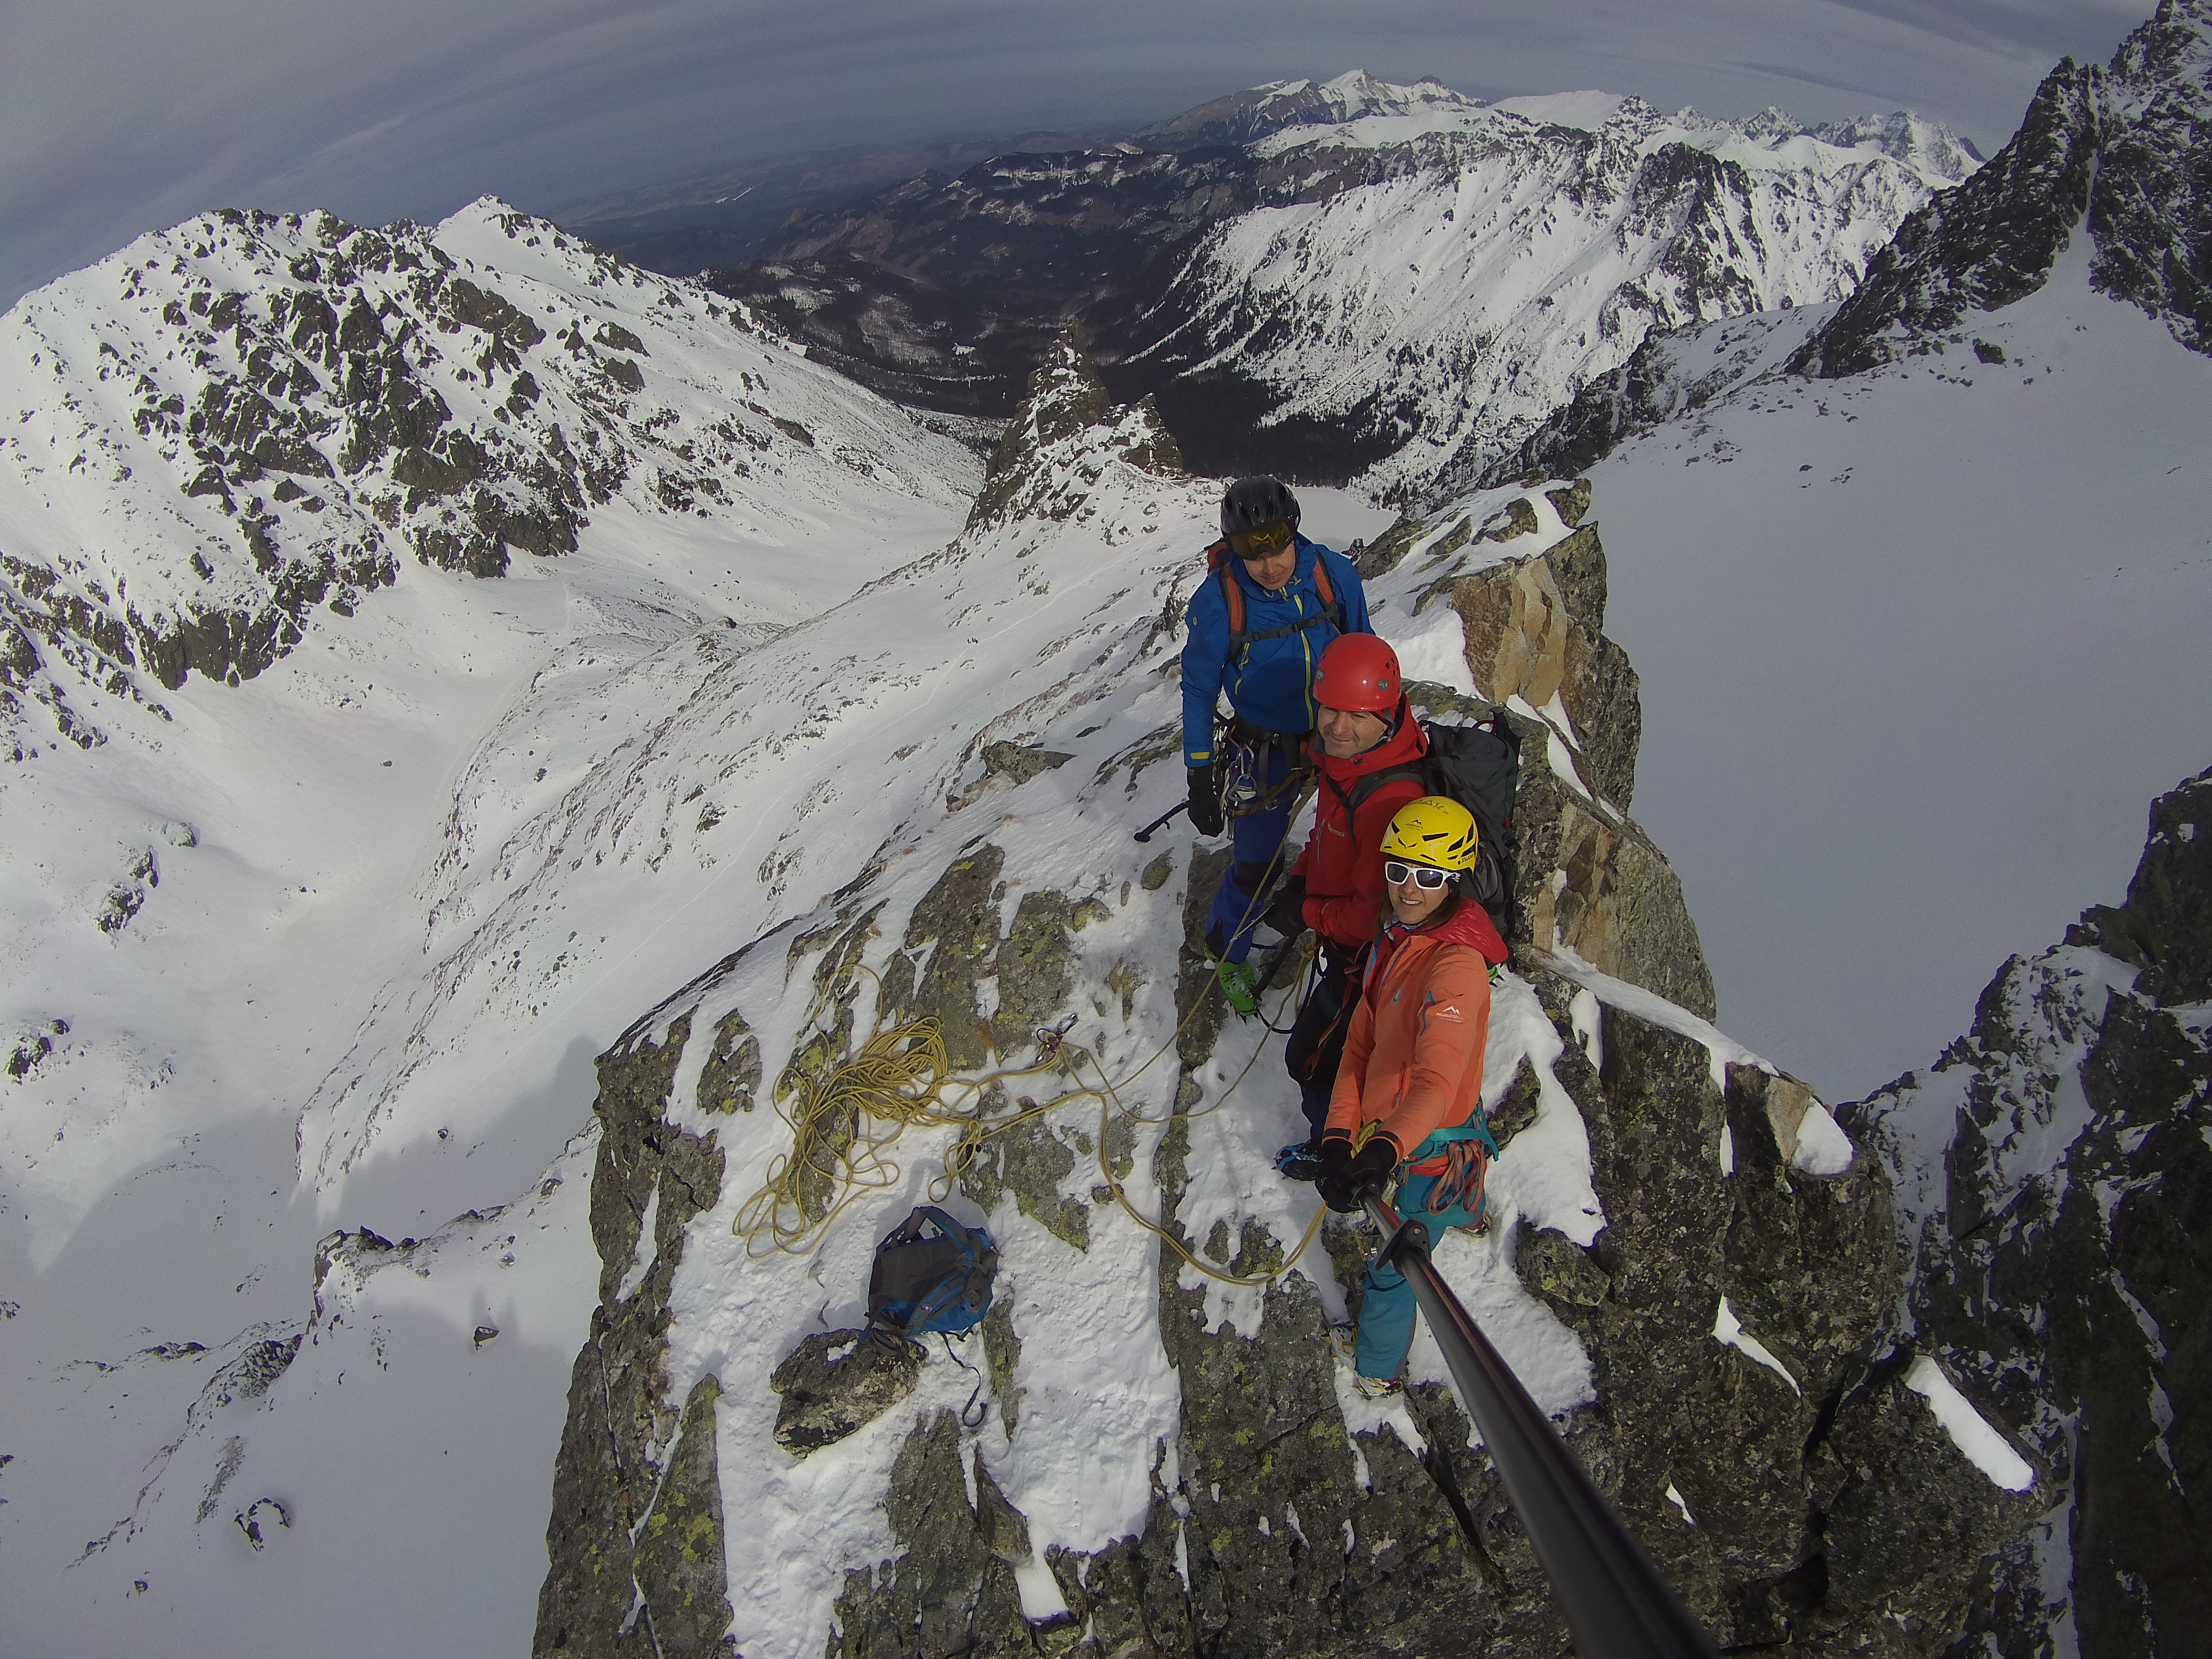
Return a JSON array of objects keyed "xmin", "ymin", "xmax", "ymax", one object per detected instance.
[
  {"xmin": 1291, "ymin": 700, "xmax": 1428, "ymax": 951},
  {"xmin": 1325, "ymin": 896, "xmax": 1508, "ymax": 1162}
]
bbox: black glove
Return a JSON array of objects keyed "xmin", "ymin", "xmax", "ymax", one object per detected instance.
[
  {"xmin": 1187, "ymin": 765, "xmax": 1223, "ymax": 837},
  {"xmin": 1318, "ymin": 1135, "xmax": 1352, "ymax": 1183},
  {"xmin": 1318, "ymin": 1137, "xmax": 1396, "ymax": 1213},
  {"xmin": 1262, "ymin": 874, "xmax": 1308, "ymax": 939}
]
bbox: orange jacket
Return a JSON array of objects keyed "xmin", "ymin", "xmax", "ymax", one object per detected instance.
[{"xmin": 1324, "ymin": 897, "xmax": 1507, "ymax": 1162}]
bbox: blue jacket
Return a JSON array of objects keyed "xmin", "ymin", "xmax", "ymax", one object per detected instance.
[{"xmin": 1181, "ymin": 536, "xmax": 1372, "ymax": 765}]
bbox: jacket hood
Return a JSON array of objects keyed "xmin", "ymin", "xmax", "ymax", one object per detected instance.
[{"xmin": 1387, "ymin": 892, "xmax": 1508, "ymax": 967}]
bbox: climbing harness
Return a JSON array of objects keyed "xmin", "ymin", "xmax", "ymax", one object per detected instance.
[
  {"xmin": 1213, "ymin": 715, "xmax": 1313, "ymax": 823},
  {"xmin": 1413, "ymin": 1139, "xmax": 1491, "ymax": 1230}
]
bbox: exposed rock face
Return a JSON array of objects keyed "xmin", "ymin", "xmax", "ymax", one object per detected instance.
[
  {"xmin": 1394, "ymin": 500, "xmax": 1707, "ymax": 1012},
  {"xmin": 534, "ymin": 1014, "xmax": 735, "ymax": 1658},
  {"xmin": 1796, "ymin": 0, "xmax": 2212, "ymax": 375},
  {"xmin": 1448, "ymin": 521, "xmax": 1643, "ymax": 811},
  {"xmin": 1848, "ymin": 765, "xmax": 2212, "ymax": 1658}
]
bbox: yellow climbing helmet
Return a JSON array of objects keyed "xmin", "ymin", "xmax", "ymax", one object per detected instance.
[{"xmin": 1380, "ymin": 795, "xmax": 1480, "ymax": 872}]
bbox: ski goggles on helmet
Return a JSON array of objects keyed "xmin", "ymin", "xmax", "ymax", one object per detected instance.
[
  {"xmin": 1383, "ymin": 859, "xmax": 1453, "ymax": 890},
  {"xmin": 1229, "ymin": 519, "xmax": 1294, "ymax": 560}
]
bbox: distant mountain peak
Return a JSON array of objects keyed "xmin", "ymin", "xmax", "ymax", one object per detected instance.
[
  {"xmin": 1134, "ymin": 69, "xmax": 1483, "ymax": 152},
  {"xmin": 0, "ymin": 199, "xmax": 977, "ymax": 753}
]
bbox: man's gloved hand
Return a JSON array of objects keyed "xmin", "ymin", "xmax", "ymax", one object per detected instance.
[
  {"xmin": 1318, "ymin": 1134, "xmax": 1352, "ymax": 1183},
  {"xmin": 1187, "ymin": 765, "xmax": 1223, "ymax": 837},
  {"xmin": 1318, "ymin": 1137, "xmax": 1396, "ymax": 1213},
  {"xmin": 1263, "ymin": 874, "xmax": 1308, "ymax": 939}
]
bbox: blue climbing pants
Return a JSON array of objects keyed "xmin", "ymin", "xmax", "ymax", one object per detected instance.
[
  {"xmin": 1202, "ymin": 740, "xmax": 1296, "ymax": 964},
  {"xmin": 1355, "ymin": 1168, "xmax": 1485, "ymax": 1381}
]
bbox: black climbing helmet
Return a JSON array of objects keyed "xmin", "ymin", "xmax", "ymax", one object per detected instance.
[{"xmin": 1220, "ymin": 476, "xmax": 1300, "ymax": 542}]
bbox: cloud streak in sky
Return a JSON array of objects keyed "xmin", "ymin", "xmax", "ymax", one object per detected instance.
[{"xmin": 1, "ymin": 0, "xmax": 2153, "ymax": 307}]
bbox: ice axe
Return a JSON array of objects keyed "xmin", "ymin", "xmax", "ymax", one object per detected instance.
[{"xmin": 1132, "ymin": 801, "xmax": 1188, "ymax": 843}]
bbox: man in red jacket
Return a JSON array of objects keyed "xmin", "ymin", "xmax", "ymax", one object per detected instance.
[{"xmin": 1270, "ymin": 634, "xmax": 1431, "ymax": 1180}]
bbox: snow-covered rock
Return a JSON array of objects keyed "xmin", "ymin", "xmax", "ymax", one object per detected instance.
[
  {"xmin": 519, "ymin": 332, "xmax": 2030, "ymax": 1658},
  {"xmin": 1796, "ymin": 0, "xmax": 2212, "ymax": 374},
  {"xmin": 1849, "ymin": 765, "xmax": 2212, "ymax": 1658}
]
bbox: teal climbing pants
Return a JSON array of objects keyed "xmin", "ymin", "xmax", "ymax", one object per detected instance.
[{"xmin": 1354, "ymin": 1168, "xmax": 1484, "ymax": 1381}]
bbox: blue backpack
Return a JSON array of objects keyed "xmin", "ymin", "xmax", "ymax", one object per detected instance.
[{"xmin": 867, "ymin": 1207, "xmax": 999, "ymax": 1341}]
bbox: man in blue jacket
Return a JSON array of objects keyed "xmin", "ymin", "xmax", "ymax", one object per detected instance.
[{"xmin": 1182, "ymin": 476, "xmax": 1374, "ymax": 1011}]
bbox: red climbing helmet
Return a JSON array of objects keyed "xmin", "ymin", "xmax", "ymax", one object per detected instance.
[{"xmin": 1312, "ymin": 633, "xmax": 1400, "ymax": 713}]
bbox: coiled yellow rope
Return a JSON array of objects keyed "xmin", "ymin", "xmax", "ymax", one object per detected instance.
[{"xmin": 730, "ymin": 796, "xmax": 1328, "ymax": 1289}]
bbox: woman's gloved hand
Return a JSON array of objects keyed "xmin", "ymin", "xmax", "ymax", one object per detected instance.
[
  {"xmin": 1318, "ymin": 1137, "xmax": 1396, "ymax": 1213},
  {"xmin": 1187, "ymin": 765, "xmax": 1223, "ymax": 837}
]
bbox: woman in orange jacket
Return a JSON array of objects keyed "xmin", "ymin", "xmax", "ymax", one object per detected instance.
[{"xmin": 1315, "ymin": 795, "xmax": 1507, "ymax": 1397}]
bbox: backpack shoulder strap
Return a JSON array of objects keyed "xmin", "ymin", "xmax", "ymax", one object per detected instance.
[
  {"xmin": 1310, "ymin": 551, "xmax": 1346, "ymax": 631},
  {"xmin": 1346, "ymin": 759, "xmax": 1430, "ymax": 812},
  {"xmin": 1215, "ymin": 561, "xmax": 1247, "ymax": 652}
]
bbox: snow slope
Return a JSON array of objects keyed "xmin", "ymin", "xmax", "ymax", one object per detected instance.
[
  {"xmin": 1593, "ymin": 236, "xmax": 2212, "ymax": 1100},
  {"xmin": 0, "ymin": 202, "xmax": 980, "ymax": 1656}
]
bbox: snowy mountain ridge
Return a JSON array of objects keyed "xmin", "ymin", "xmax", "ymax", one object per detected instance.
[
  {"xmin": 713, "ymin": 72, "xmax": 1977, "ymax": 499},
  {"xmin": 1796, "ymin": 0, "xmax": 2212, "ymax": 373},
  {"xmin": 1131, "ymin": 69, "xmax": 1480, "ymax": 153},
  {"xmin": 0, "ymin": 195, "xmax": 978, "ymax": 758},
  {"xmin": 1238, "ymin": 76, "xmax": 1981, "ymax": 191}
]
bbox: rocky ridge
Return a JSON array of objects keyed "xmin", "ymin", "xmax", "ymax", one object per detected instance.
[
  {"xmin": 0, "ymin": 196, "xmax": 975, "ymax": 758},
  {"xmin": 531, "ymin": 335, "xmax": 2045, "ymax": 1657},
  {"xmin": 1847, "ymin": 766, "xmax": 2212, "ymax": 1658},
  {"xmin": 1794, "ymin": 0, "xmax": 2211, "ymax": 375},
  {"xmin": 1468, "ymin": 0, "xmax": 2209, "ymax": 492}
]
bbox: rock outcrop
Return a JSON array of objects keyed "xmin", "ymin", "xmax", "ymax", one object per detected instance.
[
  {"xmin": 1848, "ymin": 765, "xmax": 2212, "ymax": 1658},
  {"xmin": 534, "ymin": 1015, "xmax": 737, "ymax": 1658},
  {"xmin": 530, "ymin": 338, "xmax": 2040, "ymax": 1658}
]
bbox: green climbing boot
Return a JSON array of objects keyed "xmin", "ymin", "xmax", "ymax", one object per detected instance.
[{"xmin": 1212, "ymin": 955, "xmax": 1259, "ymax": 1017}]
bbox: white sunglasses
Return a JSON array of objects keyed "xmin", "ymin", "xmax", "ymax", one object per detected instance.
[{"xmin": 1383, "ymin": 859, "xmax": 1452, "ymax": 890}]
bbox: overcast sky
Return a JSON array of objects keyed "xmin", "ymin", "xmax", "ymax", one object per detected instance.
[{"xmin": 0, "ymin": 0, "xmax": 2154, "ymax": 309}]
